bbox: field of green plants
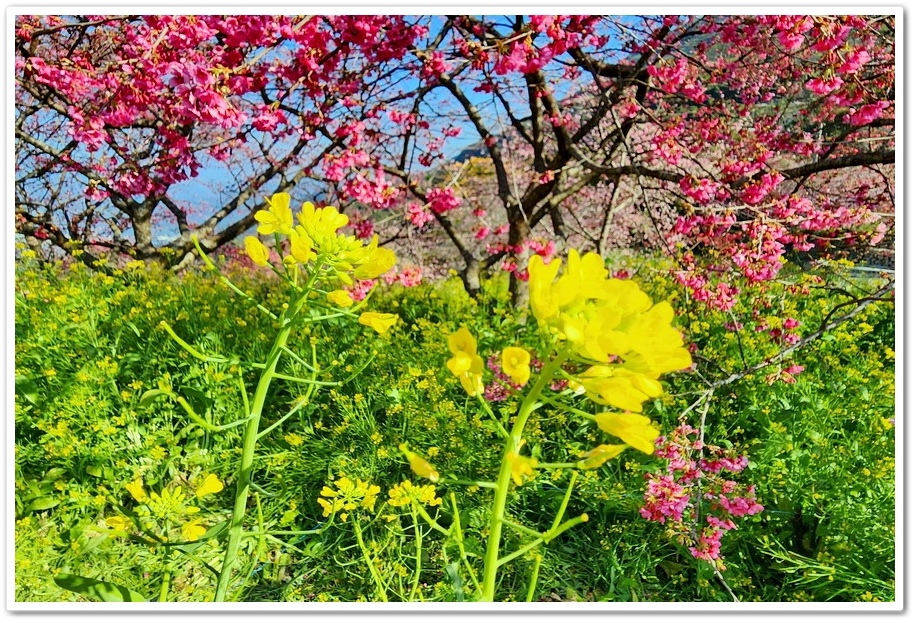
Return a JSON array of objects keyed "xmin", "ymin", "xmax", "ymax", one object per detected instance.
[{"xmin": 13, "ymin": 239, "xmax": 895, "ymax": 604}]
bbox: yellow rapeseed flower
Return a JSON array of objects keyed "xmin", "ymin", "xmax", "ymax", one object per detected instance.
[
  {"xmin": 387, "ymin": 480, "xmax": 442, "ymax": 507},
  {"xmin": 317, "ymin": 476, "xmax": 381, "ymax": 519},
  {"xmin": 244, "ymin": 236, "xmax": 270, "ymax": 266},
  {"xmin": 446, "ymin": 327, "xmax": 485, "ymax": 396},
  {"xmin": 181, "ymin": 519, "xmax": 207, "ymax": 542},
  {"xmin": 194, "ymin": 474, "xmax": 224, "ymax": 498},
  {"xmin": 574, "ymin": 365, "xmax": 663, "ymax": 413},
  {"xmin": 501, "ymin": 346, "xmax": 531, "ymax": 386},
  {"xmin": 399, "ymin": 443, "xmax": 440, "ymax": 482},
  {"xmin": 526, "ymin": 250, "xmax": 691, "ymax": 377},
  {"xmin": 105, "ymin": 516, "xmax": 132, "ymax": 533},
  {"xmin": 359, "ymin": 312, "xmax": 398, "ymax": 334},
  {"xmin": 255, "ymin": 192, "xmax": 294, "ymax": 235},
  {"xmin": 506, "ymin": 449, "xmax": 537, "ymax": 486},
  {"xmin": 126, "ymin": 478, "xmax": 147, "ymax": 503},
  {"xmin": 353, "ymin": 237, "xmax": 397, "ymax": 280},
  {"xmin": 578, "ymin": 444, "xmax": 627, "ymax": 469},
  {"xmin": 595, "ymin": 412, "xmax": 660, "ymax": 455},
  {"xmin": 289, "ymin": 230, "xmax": 316, "ymax": 264},
  {"xmin": 297, "ymin": 202, "xmax": 350, "ymax": 253},
  {"xmin": 327, "ymin": 290, "xmax": 355, "ymax": 308}
]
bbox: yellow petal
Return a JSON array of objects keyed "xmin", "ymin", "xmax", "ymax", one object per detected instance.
[
  {"xmin": 126, "ymin": 478, "xmax": 146, "ymax": 503},
  {"xmin": 327, "ymin": 290, "xmax": 355, "ymax": 308},
  {"xmin": 400, "ymin": 443, "xmax": 439, "ymax": 482},
  {"xmin": 578, "ymin": 444, "xmax": 628, "ymax": 469},
  {"xmin": 181, "ymin": 520, "xmax": 207, "ymax": 542},
  {"xmin": 501, "ymin": 346, "xmax": 531, "ymax": 386},
  {"xmin": 458, "ymin": 371, "xmax": 485, "ymax": 397},
  {"xmin": 244, "ymin": 236, "xmax": 270, "ymax": 266},
  {"xmin": 195, "ymin": 474, "xmax": 224, "ymax": 498},
  {"xmin": 105, "ymin": 516, "xmax": 132, "ymax": 532},
  {"xmin": 446, "ymin": 353, "xmax": 473, "ymax": 377},
  {"xmin": 290, "ymin": 231, "xmax": 315, "ymax": 264},
  {"xmin": 595, "ymin": 412, "xmax": 660, "ymax": 454},
  {"xmin": 353, "ymin": 246, "xmax": 397, "ymax": 280},
  {"xmin": 447, "ymin": 327, "xmax": 478, "ymax": 357},
  {"xmin": 359, "ymin": 312, "xmax": 398, "ymax": 334}
]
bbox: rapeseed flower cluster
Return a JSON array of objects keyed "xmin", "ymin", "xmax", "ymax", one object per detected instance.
[
  {"xmin": 386, "ymin": 480, "xmax": 442, "ymax": 508},
  {"xmin": 444, "ymin": 250, "xmax": 692, "ymax": 459},
  {"xmin": 106, "ymin": 473, "xmax": 224, "ymax": 542},
  {"xmin": 246, "ymin": 193, "xmax": 396, "ymax": 284},
  {"xmin": 245, "ymin": 193, "xmax": 399, "ymax": 333},
  {"xmin": 317, "ymin": 476, "xmax": 381, "ymax": 521}
]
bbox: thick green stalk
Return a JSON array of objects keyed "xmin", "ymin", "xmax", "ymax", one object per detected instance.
[
  {"xmin": 352, "ymin": 517, "xmax": 389, "ymax": 602},
  {"xmin": 213, "ymin": 292, "xmax": 309, "ymax": 601},
  {"xmin": 479, "ymin": 352, "xmax": 568, "ymax": 601}
]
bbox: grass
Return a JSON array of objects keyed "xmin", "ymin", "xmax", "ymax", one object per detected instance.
[{"xmin": 13, "ymin": 253, "xmax": 896, "ymax": 604}]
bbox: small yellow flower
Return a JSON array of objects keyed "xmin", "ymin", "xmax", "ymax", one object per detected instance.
[
  {"xmin": 289, "ymin": 230, "xmax": 316, "ymax": 264},
  {"xmin": 501, "ymin": 346, "xmax": 531, "ymax": 386},
  {"xmin": 244, "ymin": 236, "xmax": 270, "ymax": 266},
  {"xmin": 506, "ymin": 449, "xmax": 537, "ymax": 486},
  {"xmin": 353, "ymin": 238, "xmax": 397, "ymax": 279},
  {"xmin": 105, "ymin": 516, "xmax": 132, "ymax": 533},
  {"xmin": 327, "ymin": 290, "xmax": 354, "ymax": 308},
  {"xmin": 317, "ymin": 476, "xmax": 381, "ymax": 519},
  {"xmin": 446, "ymin": 327, "xmax": 485, "ymax": 396},
  {"xmin": 255, "ymin": 192, "xmax": 294, "ymax": 236},
  {"xmin": 387, "ymin": 480, "xmax": 442, "ymax": 507},
  {"xmin": 284, "ymin": 432, "xmax": 304, "ymax": 446},
  {"xmin": 359, "ymin": 312, "xmax": 398, "ymax": 334},
  {"xmin": 399, "ymin": 443, "xmax": 440, "ymax": 482},
  {"xmin": 194, "ymin": 474, "xmax": 224, "ymax": 498},
  {"xmin": 181, "ymin": 519, "xmax": 207, "ymax": 542},
  {"xmin": 578, "ymin": 444, "xmax": 628, "ymax": 469},
  {"xmin": 126, "ymin": 478, "xmax": 147, "ymax": 503},
  {"xmin": 595, "ymin": 412, "xmax": 660, "ymax": 455}
]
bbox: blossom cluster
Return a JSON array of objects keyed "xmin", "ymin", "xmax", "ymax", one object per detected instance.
[
  {"xmin": 444, "ymin": 251, "xmax": 693, "ymax": 474},
  {"xmin": 106, "ymin": 473, "xmax": 224, "ymax": 542},
  {"xmin": 317, "ymin": 476, "xmax": 381, "ymax": 521},
  {"xmin": 640, "ymin": 423, "xmax": 763, "ymax": 569},
  {"xmin": 244, "ymin": 192, "xmax": 399, "ymax": 333}
]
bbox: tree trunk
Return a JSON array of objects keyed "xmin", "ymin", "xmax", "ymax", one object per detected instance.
[
  {"xmin": 461, "ymin": 258, "xmax": 482, "ymax": 298},
  {"xmin": 507, "ymin": 217, "xmax": 531, "ymax": 309}
]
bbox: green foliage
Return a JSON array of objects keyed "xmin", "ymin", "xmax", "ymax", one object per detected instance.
[{"xmin": 13, "ymin": 255, "xmax": 895, "ymax": 603}]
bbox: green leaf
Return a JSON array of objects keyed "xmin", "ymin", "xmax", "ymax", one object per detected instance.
[
  {"xmin": 445, "ymin": 562, "xmax": 464, "ymax": 601},
  {"xmin": 180, "ymin": 386, "xmax": 214, "ymax": 418},
  {"xmin": 139, "ymin": 389, "xmax": 170, "ymax": 408},
  {"xmin": 24, "ymin": 496, "xmax": 60, "ymax": 513},
  {"xmin": 15, "ymin": 375, "xmax": 38, "ymax": 405},
  {"xmin": 54, "ymin": 573, "xmax": 148, "ymax": 602}
]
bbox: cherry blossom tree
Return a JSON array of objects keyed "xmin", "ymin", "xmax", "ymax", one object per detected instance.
[{"xmin": 16, "ymin": 14, "xmax": 894, "ymax": 306}]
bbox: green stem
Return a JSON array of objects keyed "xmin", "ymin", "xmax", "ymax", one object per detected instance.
[
  {"xmin": 476, "ymin": 393, "xmax": 510, "ymax": 438},
  {"xmin": 550, "ymin": 471, "xmax": 578, "ymax": 534},
  {"xmin": 500, "ymin": 517, "xmax": 543, "ymax": 539},
  {"xmin": 408, "ymin": 508, "xmax": 423, "ymax": 601},
  {"xmin": 479, "ymin": 351, "xmax": 569, "ymax": 601},
  {"xmin": 352, "ymin": 517, "xmax": 388, "ymax": 602},
  {"xmin": 159, "ymin": 320, "xmax": 231, "ymax": 363},
  {"xmin": 495, "ymin": 514, "xmax": 588, "ymax": 567},
  {"xmin": 159, "ymin": 522, "xmax": 172, "ymax": 602},
  {"xmin": 526, "ymin": 554, "xmax": 543, "ymax": 602},
  {"xmin": 538, "ymin": 394, "xmax": 597, "ymax": 422},
  {"xmin": 448, "ymin": 493, "xmax": 482, "ymax": 596},
  {"xmin": 412, "ymin": 502, "xmax": 450, "ymax": 537},
  {"xmin": 255, "ymin": 396, "xmax": 310, "ymax": 440},
  {"xmin": 192, "ymin": 236, "xmax": 277, "ymax": 320},
  {"xmin": 213, "ymin": 290, "xmax": 310, "ymax": 602}
]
